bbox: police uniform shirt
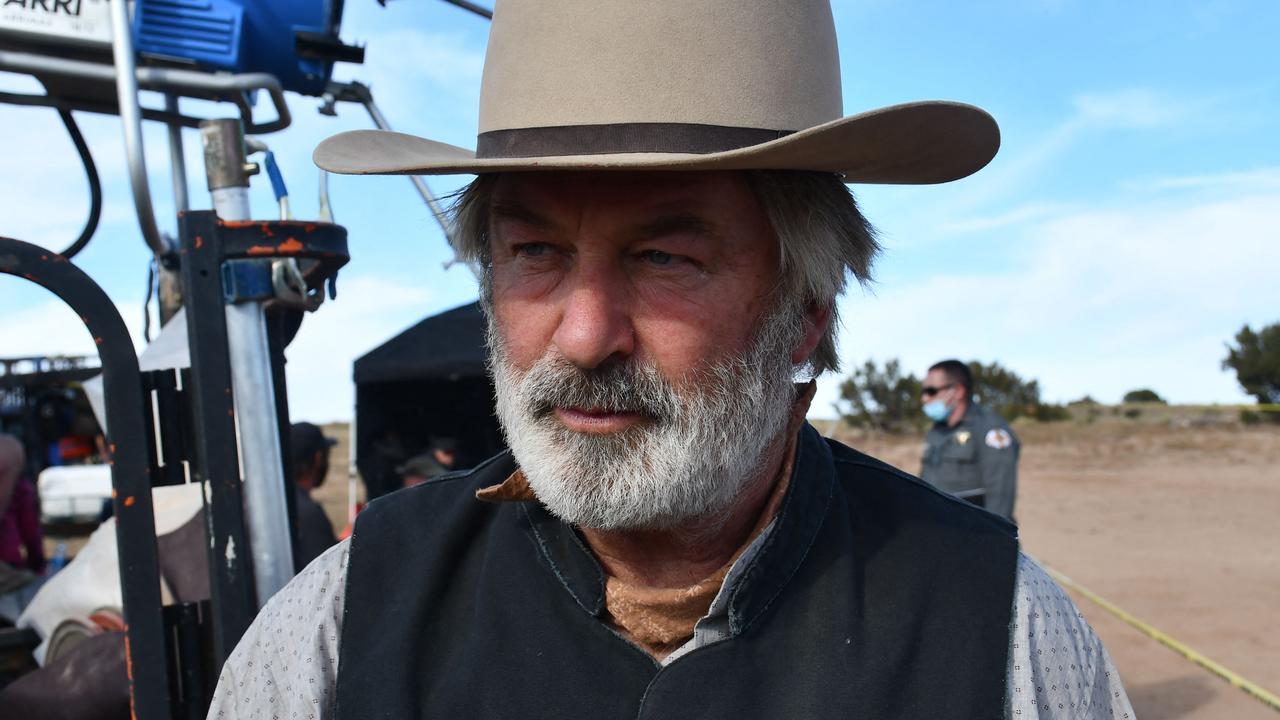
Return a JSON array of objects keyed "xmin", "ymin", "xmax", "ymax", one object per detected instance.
[{"xmin": 921, "ymin": 403, "xmax": 1019, "ymax": 521}]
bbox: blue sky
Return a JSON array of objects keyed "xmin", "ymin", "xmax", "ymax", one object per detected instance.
[{"xmin": 2, "ymin": 0, "xmax": 1277, "ymax": 422}]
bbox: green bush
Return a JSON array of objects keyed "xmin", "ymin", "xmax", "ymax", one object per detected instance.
[
  {"xmin": 1223, "ymin": 323, "xmax": 1280, "ymax": 405},
  {"xmin": 837, "ymin": 358, "xmax": 1072, "ymax": 429},
  {"xmin": 967, "ymin": 360, "xmax": 1042, "ymax": 422},
  {"xmin": 1032, "ymin": 403, "xmax": 1072, "ymax": 422},
  {"xmin": 1123, "ymin": 408, "xmax": 1143, "ymax": 419},
  {"xmin": 1122, "ymin": 388, "xmax": 1166, "ymax": 404},
  {"xmin": 836, "ymin": 359, "xmax": 925, "ymax": 434}
]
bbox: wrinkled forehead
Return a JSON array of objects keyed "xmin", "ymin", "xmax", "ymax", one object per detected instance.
[{"xmin": 488, "ymin": 170, "xmax": 766, "ymax": 228}]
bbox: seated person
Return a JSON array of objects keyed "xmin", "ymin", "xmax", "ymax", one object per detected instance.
[{"xmin": 0, "ymin": 434, "xmax": 45, "ymax": 624}]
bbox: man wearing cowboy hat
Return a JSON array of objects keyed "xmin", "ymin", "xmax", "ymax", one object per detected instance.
[{"xmin": 210, "ymin": 1, "xmax": 1133, "ymax": 718}]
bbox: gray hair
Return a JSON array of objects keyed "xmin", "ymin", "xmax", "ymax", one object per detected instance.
[{"xmin": 448, "ymin": 170, "xmax": 879, "ymax": 375}]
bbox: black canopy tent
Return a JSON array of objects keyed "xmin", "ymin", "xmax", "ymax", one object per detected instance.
[{"xmin": 353, "ymin": 301, "xmax": 504, "ymax": 499}]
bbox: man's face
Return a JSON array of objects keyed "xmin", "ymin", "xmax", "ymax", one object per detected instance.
[
  {"xmin": 313, "ymin": 448, "xmax": 330, "ymax": 490},
  {"xmin": 921, "ymin": 369, "xmax": 963, "ymax": 409},
  {"xmin": 489, "ymin": 171, "xmax": 786, "ymax": 401},
  {"xmin": 486, "ymin": 171, "xmax": 807, "ymax": 530},
  {"xmin": 432, "ymin": 447, "xmax": 456, "ymax": 469}
]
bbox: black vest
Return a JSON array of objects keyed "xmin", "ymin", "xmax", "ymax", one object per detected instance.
[{"xmin": 337, "ymin": 425, "xmax": 1019, "ymax": 719}]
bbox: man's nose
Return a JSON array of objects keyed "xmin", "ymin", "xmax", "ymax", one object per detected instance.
[{"xmin": 551, "ymin": 263, "xmax": 635, "ymax": 369}]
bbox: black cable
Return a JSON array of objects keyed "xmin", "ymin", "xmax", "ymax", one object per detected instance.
[
  {"xmin": 440, "ymin": 0, "xmax": 492, "ymax": 19},
  {"xmin": 142, "ymin": 257, "xmax": 156, "ymax": 343},
  {"xmin": 55, "ymin": 109, "xmax": 103, "ymax": 259}
]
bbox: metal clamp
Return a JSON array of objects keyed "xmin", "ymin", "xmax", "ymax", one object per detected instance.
[{"xmin": 271, "ymin": 258, "xmax": 325, "ymax": 311}]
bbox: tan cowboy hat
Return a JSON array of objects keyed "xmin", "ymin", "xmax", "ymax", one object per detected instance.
[{"xmin": 314, "ymin": 0, "xmax": 998, "ymax": 184}]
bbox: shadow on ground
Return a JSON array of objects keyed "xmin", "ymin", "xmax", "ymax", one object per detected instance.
[{"xmin": 1128, "ymin": 675, "xmax": 1218, "ymax": 719}]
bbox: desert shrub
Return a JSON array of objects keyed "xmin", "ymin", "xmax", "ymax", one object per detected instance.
[
  {"xmin": 838, "ymin": 358, "xmax": 1071, "ymax": 429},
  {"xmin": 836, "ymin": 359, "xmax": 925, "ymax": 434},
  {"xmin": 1223, "ymin": 323, "xmax": 1280, "ymax": 404},
  {"xmin": 1123, "ymin": 389, "xmax": 1166, "ymax": 404},
  {"xmin": 1123, "ymin": 408, "xmax": 1143, "ymax": 419},
  {"xmin": 1223, "ymin": 322, "xmax": 1280, "ymax": 425},
  {"xmin": 968, "ymin": 360, "xmax": 1053, "ymax": 422},
  {"xmin": 1240, "ymin": 410, "xmax": 1262, "ymax": 426},
  {"xmin": 1032, "ymin": 403, "xmax": 1072, "ymax": 422}
]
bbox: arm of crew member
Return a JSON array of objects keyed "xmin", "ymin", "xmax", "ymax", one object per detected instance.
[{"xmin": 978, "ymin": 432, "xmax": 1018, "ymax": 521}]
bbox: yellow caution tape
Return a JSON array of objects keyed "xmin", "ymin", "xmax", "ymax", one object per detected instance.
[{"xmin": 1043, "ymin": 565, "xmax": 1280, "ymax": 714}]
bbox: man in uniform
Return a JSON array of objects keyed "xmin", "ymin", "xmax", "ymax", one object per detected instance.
[
  {"xmin": 209, "ymin": 2, "xmax": 1131, "ymax": 718},
  {"xmin": 920, "ymin": 359, "xmax": 1020, "ymax": 521}
]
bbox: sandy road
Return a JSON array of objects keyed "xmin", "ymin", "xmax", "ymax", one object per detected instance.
[{"xmin": 848, "ymin": 419, "xmax": 1280, "ymax": 720}]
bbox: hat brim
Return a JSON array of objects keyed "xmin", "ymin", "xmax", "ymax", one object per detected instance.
[{"xmin": 314, "ymin": 101, "xmax": 998, "ymax": 185}]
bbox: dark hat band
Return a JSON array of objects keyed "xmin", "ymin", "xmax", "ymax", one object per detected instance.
[{"xmin": 476, "ymin": 122, "xmax": 795, "ymax": 158}]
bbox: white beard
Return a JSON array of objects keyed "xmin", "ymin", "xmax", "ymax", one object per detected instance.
[{"xmin": 489, "ymin": 307, "xmax": 803, "ymax": 531}]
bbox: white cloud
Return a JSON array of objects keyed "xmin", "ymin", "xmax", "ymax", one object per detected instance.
[
  {"xmin": 283, "ymin": 274, "xmax": 435, "ymax": 423},
  {"xmin": 816, "ymin": 187, "xmax": 1278, "ymax": 416},
  {"xmin": 1, "ymin": 270, "xmax": 436, "ymax": 423},
  {"xmin": 363, "ymin": 29, "xmax": 485, "ymax": 101},
  {"xmin": 923, "ymin": 88, "xmax": 1192, "ymax": 218},
  {"xmin": 1138, "ymin": 167, "xmax": 1280, "ymax": 193},
  {"xmin": 936, "ymin": 202, "xmax": 1069, "ymax": 234},
  {"xmin": 0, "ymin": 298, "xmax": 145, "ymax": 357},
  {"xmin": 1070, "ymin": 88, "xmax": 1187, "ymax": 130},
  {"xmin": 348, "ymin": 29, "xmax": 485, "ymax": 143}
]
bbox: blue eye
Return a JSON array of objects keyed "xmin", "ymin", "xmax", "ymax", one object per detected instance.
[
  {"xmin": 642, "ymin": 250, "xmax": 675, "ymax": 265},
  {"xmin": 516, "ymin": 243, "xmax": 552, "ymax": 257}
]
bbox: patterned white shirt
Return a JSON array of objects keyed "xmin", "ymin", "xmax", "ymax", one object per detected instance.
[{"xmin": 208, "ymin": 542, "xmax": 1133, "ymax": 719}]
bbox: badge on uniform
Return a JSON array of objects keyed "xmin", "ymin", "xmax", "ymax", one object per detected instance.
[
  {"xmin": 985, "ymin": 428, "xmax": 1012, "ymax": 450},
  {"xmin": 955, "ymin": 431, "xmax": 971, "ymax": 446}
]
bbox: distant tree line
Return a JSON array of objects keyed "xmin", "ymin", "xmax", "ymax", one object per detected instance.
[
  {"xmin": 835, "ymin": 319, "xmax": 1280, "ymax": 433},
  {"xmin": 836, "ymin": 359, "xmax": 1070, "ymax": 433}
]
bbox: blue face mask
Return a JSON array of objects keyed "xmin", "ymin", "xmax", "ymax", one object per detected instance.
[{"xmin": 923, "ymin": 400, "xmax": 951, "ymax": 422}]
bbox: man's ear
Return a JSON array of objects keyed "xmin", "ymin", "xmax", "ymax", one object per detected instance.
[{"xmin": 791, "ymin": 303, "xmax": 832, "ymax": 365}]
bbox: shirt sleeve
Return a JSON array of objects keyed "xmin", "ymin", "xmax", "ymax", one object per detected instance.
[
  {"xmin": 1006, "ymin": 554, "xmax": 1135, "ymax": 719},
  {"xmin": 207, "ymin": 540, "xmax": 349, "ymax": 719},
  {"xmin": 977, "ymin": 423, "xmax": 1018, "ymax": 521}
]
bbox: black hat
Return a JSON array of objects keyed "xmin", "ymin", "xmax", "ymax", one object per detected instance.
[{"xmin": 291, "ymin": 422, "xmax": 337, "ymax": 466}]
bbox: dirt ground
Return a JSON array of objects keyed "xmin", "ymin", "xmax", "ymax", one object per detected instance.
[{"xmin": 829, "ymin": 413, "xmax": 1280, "ymax": 720}]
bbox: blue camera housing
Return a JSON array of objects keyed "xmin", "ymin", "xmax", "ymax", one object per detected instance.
[{"xmin": 133, "ymin": 0, "xmax": 356, "ymax": 96}]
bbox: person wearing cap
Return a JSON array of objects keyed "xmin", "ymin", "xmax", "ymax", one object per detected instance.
[
  {"xmin": 398, "ymin": 437, "xmax": 461, "ymax": 488},
  {"xmin": 210, "ymin": 2, "xmax": 1132, "ymax": 718},
  {"xmin": 290, "ymin": 422, "xmax": 338, "ymax": 568},
  {"xmin": 920, "ymin": 359, "xmax": 1020, "ymax": 521}
]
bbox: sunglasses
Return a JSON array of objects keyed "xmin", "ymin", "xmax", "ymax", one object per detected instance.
[{"xmin": 921, "ymin": 383, "xmax": 955, "ymax": 398}]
